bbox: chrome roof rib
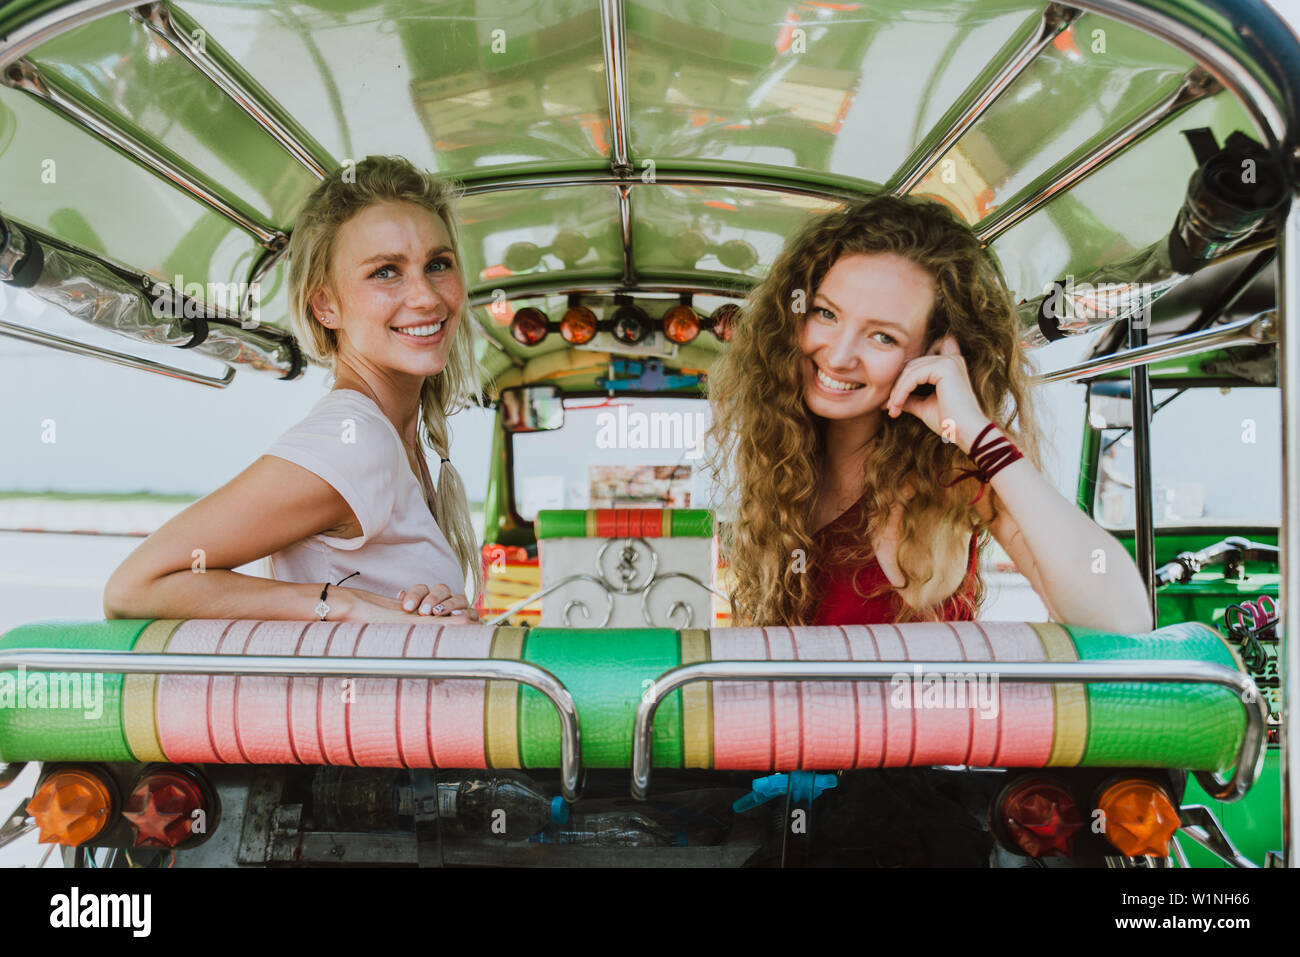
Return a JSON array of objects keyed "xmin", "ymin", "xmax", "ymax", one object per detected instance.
[
  {"xmin": 1072, "ymin": 0, "xmax": 1291, "ymax": 148},
  {"xmin": 0, "ymin": 0, "xmax": 140, "ymax": 69},
  {"xmin": 599, "ymin": 0, "xmax": 631, "ymax": 176},
  {"xmin": 129, "ymin": 2, "xmax": 334, "ymax": 180},
  {"xmin": 977, "ymin": 68, "xmax": 1222, "ymax": 243},
  {"xmin": 889, "ymin": 4, "xmax": 1083, "ymax": 195},
  {"xmin": 1, "ymin": 57, "xmax": 287, "ymax": 248}
]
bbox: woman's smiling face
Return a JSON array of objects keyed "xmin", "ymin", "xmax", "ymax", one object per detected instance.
[
  {"xmin": 800, "ymin": 251, "xmax": 936, "ymax": 424},
  {"xmin": 311, "ymin": 200, "xmax": 464, "ymax": 378}
]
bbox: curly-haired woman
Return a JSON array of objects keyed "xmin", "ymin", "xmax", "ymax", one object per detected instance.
[
  {"xmin": 105, "ymin": 156, "xmax": 483, "ymax": 624},
  {"xmin": 707, "ymin": 195, "xmax": 1151, "ymax": 632}
]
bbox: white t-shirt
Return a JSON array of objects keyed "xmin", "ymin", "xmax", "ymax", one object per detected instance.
[{"xmin": 263, "ymin": 388, "xmax": 465, "ymax": 601}]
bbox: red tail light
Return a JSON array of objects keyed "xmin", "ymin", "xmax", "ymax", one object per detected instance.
[
  {"xmin": 510, "ymin": 306, "xmax": 550, "ymax": 345},
  {"xmin": 124, "ymin": 766, "xmax": 214, "ymax": 849},
  {"xmin": 662, "ymin": 304, "xmax": 700, "ymax": 344},
  {"xmin": 995, "ymin": 777, "xmax": 1084, "ymax": 858},
  {"xmin": 710, "ymin": 303, "xmax": 739, "ymax": 342}
]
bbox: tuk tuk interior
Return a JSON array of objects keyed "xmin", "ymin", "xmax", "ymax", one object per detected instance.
[{"xmin": 0, "ymin": 0, "xmax": 1297, "ymax": 867}]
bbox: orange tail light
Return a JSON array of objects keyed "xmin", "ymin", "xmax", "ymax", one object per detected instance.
[
  {"xmin": 27, "ymin": 767, "xmax": 115, "ymax": 846},
  {"xmin": 1096, "ymin": 779, "xmax": 1181, "ymax": 857}
]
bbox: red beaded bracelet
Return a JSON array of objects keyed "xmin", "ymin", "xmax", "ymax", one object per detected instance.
[{"xmin": 941, "ymin": 422, "xmax": 1024, "ymax": 503}]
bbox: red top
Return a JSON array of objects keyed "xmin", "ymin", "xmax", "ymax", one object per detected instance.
[{"xmin": 811, "ymin": 495, "xmax": 979, "ymax": 626}]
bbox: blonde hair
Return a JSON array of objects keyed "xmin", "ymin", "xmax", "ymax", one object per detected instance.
[
  {"xmin": 707, "ymin": 194, "xmax": 1042, "ymax": 626},
  {"xmin": 284, "ymin": 155, "xmax": 483, "ymax": 599}
]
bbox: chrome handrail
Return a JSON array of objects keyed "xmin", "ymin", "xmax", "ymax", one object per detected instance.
[
  {"xmin": 630, "ymin": 658, "xmax": 1267, "ymax": 802},
  {"xmin": 1033, "ymin": 310, "xmax": 1276, "ymax": 384},
  {"xmin": 0, "ymin": 318, "xmax": 236, "ymax": 388},
  {"xmin": 0, "ymin": 648, "xmax": 584, "ymax": 802}
]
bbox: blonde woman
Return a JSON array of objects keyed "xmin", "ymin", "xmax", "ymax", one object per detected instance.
[
  {"xmin": 707, "ymin": 194, "xmax": 1151, "ymax": 632},
  {"xmin": 105, "ymin": 156, "xmax": 483, "ymax": 624}
]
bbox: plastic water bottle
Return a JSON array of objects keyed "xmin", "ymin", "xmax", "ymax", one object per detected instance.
[
  {"xmin": 542, "ymin": 810, "xmax": 683, "ymax": 847},
  {"xmin": 419, "ymin": 771, "xmax": 569, "ymax": 841}
]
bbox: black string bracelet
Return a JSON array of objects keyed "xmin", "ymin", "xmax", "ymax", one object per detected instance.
[{"xmin": 315, "ymin": 570, "xmax": 360, "ymax": 620}]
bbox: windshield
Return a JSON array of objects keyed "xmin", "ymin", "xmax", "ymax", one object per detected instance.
[
  {"xmin": 1094, "ymin": 386, "xmax": 1280, "ymax": 529},
  {"xmin": 510, "ymin": 396, "xmax": 716, "ymax": 522}
]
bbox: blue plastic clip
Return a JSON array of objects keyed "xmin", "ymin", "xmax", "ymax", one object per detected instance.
[{"xmin": 732, "ymin": 771, "xmax": 838, "ymax": 813}]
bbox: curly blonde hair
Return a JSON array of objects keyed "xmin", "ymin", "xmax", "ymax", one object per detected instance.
[
  {"xmin": 706, "ymin": 194, "xmax": 1042, "ymax": 626},
  {"xmin": 284, "ymin": 155, "xmax": 483, "ymax": 599}
]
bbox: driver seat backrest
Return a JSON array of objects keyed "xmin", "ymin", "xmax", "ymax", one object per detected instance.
[{"xmin": 534, "ymin": 508, "xmax": 716, "ymax": 628}]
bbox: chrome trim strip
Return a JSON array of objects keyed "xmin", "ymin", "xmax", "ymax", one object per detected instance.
[
  {"xmin": 977, "ymin": 68, "xmax": 1220, "ymax": 243},
  {"xmin": 467, "ymin": 275, "xmax": 753, "ymax": 307},
  {"xmin": 457, "ymin": 168, "xmax": 868, "ymax": 204},
  {"xmin": 1280, "ymin": 194, "xmax": 1300, "ymax": 867},
  {"xmin": 130, "ymin": 2, "xmax": 331, "ymax": 179},
  {"xmin": 1, "ymin": 59, "xmax": 285, "ymax": 247},
  {"xmin": 889, "ymin": 4, "xmax": 1081, "ymax": 195},
  {"xmin": 0, "ymin": 648, "xmax": 584, "ymax": 803},
  {"xmin": 630, "ymin": 659, "xmax": 1266, "ymax": 801},
  {"xmin": 1033, "ymin": 310, "xmax": 1275, "ymax": 383},
  {"xmin": 0, "ymin": 317, "xmax": 236, "ymax": 388},
  {"xmin": 598, "ymin": 0, "xmax": 631, "ymax": 174}
]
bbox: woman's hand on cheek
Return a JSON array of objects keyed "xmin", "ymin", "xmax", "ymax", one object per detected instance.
[{"xmin": 884, "ymin": 335, "xmax": 989, "ymax": 448}]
